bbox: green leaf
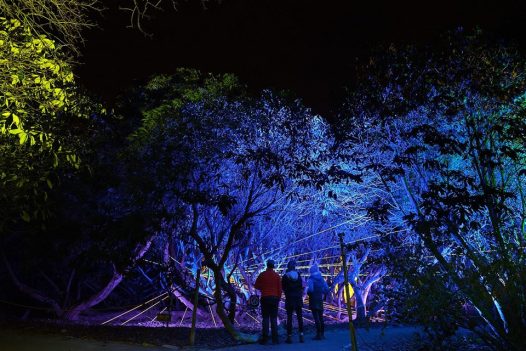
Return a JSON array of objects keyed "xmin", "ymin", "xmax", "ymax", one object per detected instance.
[
  {"xmin": 18, "ymin": 132, "xmax": 28, "ymax": 144},
  {"xmin": 11, "ymin": 113, "xmax": 20, "ymax": 127}
]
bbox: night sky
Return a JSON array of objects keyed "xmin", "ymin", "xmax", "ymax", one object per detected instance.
[{"xmin": 77, "ymin": 0, "xmax": 526, "ymax": 117}]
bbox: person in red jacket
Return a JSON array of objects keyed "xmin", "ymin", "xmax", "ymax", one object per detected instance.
[{"xmin": 254, "ymin": 259, "xmax": 282, "ymax": 344}]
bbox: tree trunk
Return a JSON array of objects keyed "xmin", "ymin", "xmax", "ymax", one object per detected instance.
[
  {"xmin": 63, "ymin": 270, "xmax": 123, "ymax": 320},
  {"xmin": 189, "ymin": 269, "xmax": 201, "ymax": 346},
  {"xmin": 63, "ymin": 237, "xmax": 153, "ymax": 320},
  {"xmin": 227, "ymin": 289, "xmax": 237, "ymax": 323},
  {"xmin": 212, "ymin": 269, "xmax": 257, "ymax": 343},
  {"xmin": 222, "ymin": 276, "xmax": 238, "ymax": 323},
  {"xmin": 238, "ymin": 265, "xmax": 254, "ymax": 295},
  {"xmin": 171, "ymin": 284, "xmax": 207, "ymax": 318},
  {"xmin": 353, "ymin": 285, "xmax": 367, "ymax": 323},
  {"xmin": 337, "ymin": 285, "xmax": 344, "ymax": 320},
  {"xmin": 213, "ymin": 268, "xmax": 238, "ymax": 324}
]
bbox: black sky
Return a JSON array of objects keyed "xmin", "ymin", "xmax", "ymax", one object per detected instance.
[{"xmin": 77, "ymin": 0, "xmax": 526, "ymax": 117}]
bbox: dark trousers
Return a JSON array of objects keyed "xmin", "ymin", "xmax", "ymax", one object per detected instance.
[
  {"xmin": 261, "ymin": 296, "xmax": 279, "ymax": 341},
  {"xmin": 311, "ymin": 308, "xmax": 324, "ymax": 335},
  {"xmin": 285, "ymin": 298, "xmax": 304, "ymax": 335}
]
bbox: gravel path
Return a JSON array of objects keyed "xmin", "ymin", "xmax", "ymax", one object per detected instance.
[
  {"xmin": 0, "ymin": 326, "xmax": 423, "ymax": 351},
  {"xmin": 209, "ymin": 326, "xmax": 422, "ymax": 351}
]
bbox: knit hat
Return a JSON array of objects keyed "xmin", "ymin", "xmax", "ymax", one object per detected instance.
[
  {"xmin": 267, "ymin": 259, "xmax": 275, "ymax": 269},
  {"xmin": 309, "ymin": 264, "xmax": 319, "ymax": 274},
  {"xmin": 287, "ymin": 260, "xmax": 296, "ymax": 271}
]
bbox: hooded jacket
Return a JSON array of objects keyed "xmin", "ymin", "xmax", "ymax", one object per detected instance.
[
  {"xmin": 307, "ymin": 268, "xmax": 329, "ymax": 310},
  {"xmin": 282, "ymin": 270, "xmax": 303, "ymax": 300}
]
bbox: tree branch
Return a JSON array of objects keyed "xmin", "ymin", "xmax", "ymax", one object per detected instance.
[{"xmin": 1, "ymin": 249, "xmax": 62, "ymax": 316}]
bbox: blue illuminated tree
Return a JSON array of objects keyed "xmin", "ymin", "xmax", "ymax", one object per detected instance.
[
  {"xmin": 339, "ymin": 31, "xmax": 526, "ymax": 350},
  {"xmin": 126, "ymin": 70, "xmax": 331, "ymax": 339}
]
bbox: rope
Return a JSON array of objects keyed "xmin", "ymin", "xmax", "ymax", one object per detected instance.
[
  {"xmin": 245, "ymin": 233, "xmax": 382, "ymax": 270},
  {"xmin": 323, "ymin": 312, "xmax": 345, "ymax": 322},
  {"xmin": 278, "ymin": 305, "xmax": 314, "ymax": 323},
  {"xmin": 293, "ymin": 254, "xmax": 342, "ymax": 264},
  {"xmin": 243, "ymin": 245, "xmax": 340, "ymax": 271},
  {"xmin": 121, "ymin": 296, "xmax": 168, "ymax": 326},
  {"xmin": 208, "ymin": 304, "xmax": 217, "ymax": 327},
  {"xmin": 101, "ymin": 292, "xmax": 168, "ymax": 325},
  {"xmin": 240, "ymin": 219, "xmax": 358, "ymax": 266},
  {"xmin": 323, "ymin": 302, "xmax": 348, "ymax": 313},
  {"xmin": 0, "ymin": 297, "xmax": 167, "ymax": 314},
  {"xmin": 245, "ymin": 311, "xmax": 260, "ymax": 324},
  {"xmin": 151, "ymin": 307, "xmax": 168, "ymax": 322},
  {"xmin": 179, "ymin": 307, "xmax": 189, "ymax": 326}
]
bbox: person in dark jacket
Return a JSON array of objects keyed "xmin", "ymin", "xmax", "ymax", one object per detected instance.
[
  {"xmin": 281, "ymin": 260, "xmax": 304, "ymax": 343},
  {"xmin": 254, "ymin": 259, "xmax": 282, "ymax": 344},
  {"xmin": 307, "ymin": 263, "xmax": 330, "ymax": 340}
]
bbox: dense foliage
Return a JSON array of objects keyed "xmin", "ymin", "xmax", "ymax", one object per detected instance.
[
  {"xmin": 121, "ymin": 70, "xmax": 333, "ymax": 339},
  {"xmin": 339, "ymin": 31, "xmax": 526, "ymax": 350},
  {"xmin": 1, "ymin": 22, "xmax": 525, "ymax": 350},
  {"xmin": 0, "ymin": 17, "xmax": 95, "ymax": 229}
]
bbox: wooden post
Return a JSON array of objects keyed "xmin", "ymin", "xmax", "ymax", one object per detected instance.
[
  {"xmin": 338, "ymin": 232, "xmax": 358, "ymax": 351},
  {"xmin": 189, "ymin": 268, "xmax": 201, "ymax": 346}
]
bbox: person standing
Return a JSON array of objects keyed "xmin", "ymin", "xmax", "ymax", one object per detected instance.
[
  {"xmin": 282, "ymin": 260, "xmax": 304, "ymax": 343},
  {"xmin": 254, "ymin": 259, "xmax": 282, "ymax": 344},
  {"xmin": 307, "ymin": 263, "xmax": 330, "ymax": 340}
]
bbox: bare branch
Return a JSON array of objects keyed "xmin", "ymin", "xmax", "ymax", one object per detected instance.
[
  {"xmin": 0, "ymin": 0, "xmax": 101, "ymax": 56},
  {"xmin": 118, "ymin": 0, "xmax": 221, "ymax": 36},
  {"xmin": 1, "ymin": 249, "xmax": 62, "ymax": 316}
]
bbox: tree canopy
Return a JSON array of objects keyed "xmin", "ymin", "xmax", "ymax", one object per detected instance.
[
  {"xmin": 339, "ymin": 31, "xmax": 526, "ymax": 350},
  {"xmin": 0, "ymin": 17, "xmax": 96, "ymax": 228}
]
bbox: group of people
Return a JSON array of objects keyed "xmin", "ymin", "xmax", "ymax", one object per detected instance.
[{"xmin": 254, "ymin": 259, "xmax": 329, "ymax": 345}]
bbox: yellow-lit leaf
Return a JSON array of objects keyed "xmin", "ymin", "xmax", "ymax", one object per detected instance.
[
  {"xmin": 11, "ymin": 113, "xmax": 19, "ymax": 126},
  {"xmin": 21, "ymin": 211, "xmax": 30, "ymax": 222},
  {"xmin": 18, "ymin": 132, "xmax": 28, "ymax": 144}
]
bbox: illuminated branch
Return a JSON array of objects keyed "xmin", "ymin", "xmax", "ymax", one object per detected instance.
[
  {"xmin": 0, "ymin": 0, "xmax": 100, "ymax": 55},
  {"xmin": 63, "ymin": 236, "xmax": 154, "ymax": 320},
  {"xmin": 119, "ymin": 0, "xmax": 219, "ymax": 35}
]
